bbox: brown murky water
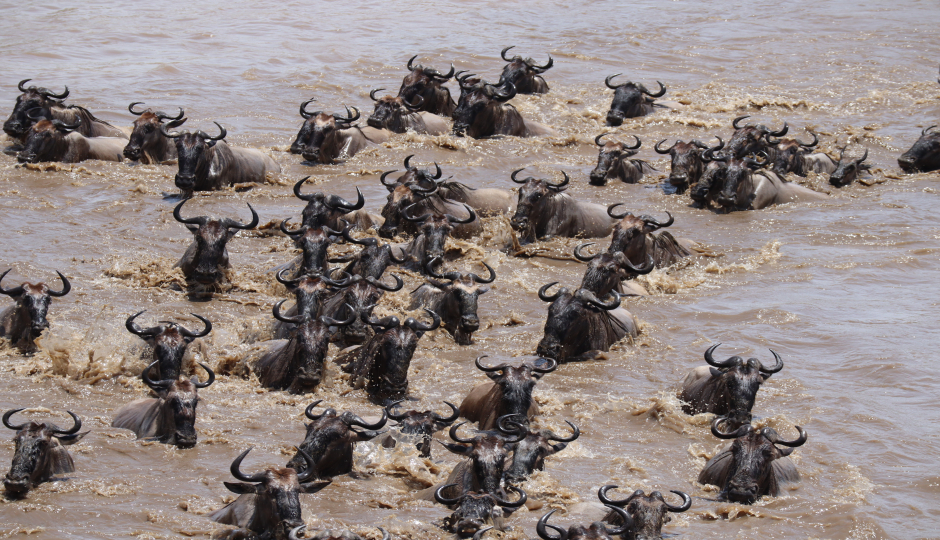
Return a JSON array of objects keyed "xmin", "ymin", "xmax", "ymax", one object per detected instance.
[{"xmin": 1, "ymin": 1, "xmax": 939, "ymax": 538}]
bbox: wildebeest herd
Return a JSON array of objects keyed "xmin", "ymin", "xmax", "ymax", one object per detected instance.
[{"xmin": 1, "ymin": 53, "xmax": 938, "ymax": 540}]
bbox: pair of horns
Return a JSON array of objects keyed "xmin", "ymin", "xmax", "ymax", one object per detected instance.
[
  {"xmin": 128, "ymin": 102, "xmax": 184, "ymax": 121},
  {"xmin": 173, "ymin": 198, "xmax": 259, "ymax": 230},
  {"xmin": 304, "ymin": 400, "xmax": 388, "ymax": 429},
  {"xmin": 475, "ymin": 354, "xmax": 557, "ymax": 374},
  {"xmin": 703, "ymin": 343, "xmax": 783, "ymax": 374},
  {"xmin": 3, "ymin": 408, "xmax": 81, "ymax": 434},
  {"xmin": 406, "ymin": 55, "xmax": 455, "ymax": 80},
  {"xmin": 510, "ymin": 168, "xmax": 569, "ymax": 191},
  {"xmin": 161, "ymin": 121, "xmax": 226, "ymax": 141},
  {"xmin": 500, "ymin": 46, "xmax": 554, "ymax": 71},
  {"xmin": 732, "ymin": 115, "xmax": 789, "ymax": 137},
  {"xmin": 537, "ymin": 506, "xmax": 632, "ymax": 540},
  {"xmin": 18, "ymin": 79, "xmax": 69, "ymax": 99},
  {"xmin": 435, "ymin": 483, "xmax": 528, "ymax": 508},
  {"xmin": 272, "ymin": 299, "xmax": 356, "ymax": 327},
  {"xmin": 362, "ymin": 308, "xmax": 440, "ymax": 332},
  {"xmin": 386, "ymin": 399, "xmax": 459, "ymax": 423},
  {"xmin": 425, "ymin": 257, "xmax": 495, "ymax": 284},
  {"xmin": 0, "ymin": 269, "xmax": 71, "ymax": 298},
  {"xmin": 230, "ymin": 446, "xmax": 320, "ymax": 484},
  {"xmin": 604, "ymin": 74, "xmax": 667, "ymax": 97},
  {"xmin": 299, "ymin": 98, "xmax": 361, "ymax": 124},
  {"xmin": 142, "ymin": 359, "xmax": 214, "ymax": 390},
  {"xmin": 596, "ymin": 133, "xmax": 641, "ymax": 149},
  {"xmin": 598, "ymin": 484, "xmax": 692, "ymax": 512},
  {"xmin": 126, "ymin": 311, "xmax": 211, "ymax": 339},
  {"xmin": 403, "ymin": 202, "xmax": 476, "ymax": 225},
  {"xmin": 26, "ymin": 108, "xmax": 81, "ymax": 131}
]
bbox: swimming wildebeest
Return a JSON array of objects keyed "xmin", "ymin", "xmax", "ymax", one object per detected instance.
[
  {"xmin": 536, "ymin": 285, "xmax": 638, "ymax": 362},
  {"xmin": 382, "ymin": 399, "xmax": 460, "ymax": 457},
  {"xmin": 597, "ymin": 484, "xmax": 692, "ymax": 540},
  {"xmin": 125, "ymin": 310, "xmax": 212, "ymax": 380},
  {"xmin": 509, "ymin": 169, "xmax": 615, "ymax": 244},
  {"xmin": 2, "ymin": 408, "xmax": 87, "ymax": 498},
  {"xmin": 290, "ymin": 100, "xmax": 389, "ymax": 164},
  {"xmin": 4, "ymin": 78, "xmax": 124, "ymax": 141},
  {"xmin": 123, "ymin": 102, "xmax": 186, "ymax": 163},
  {"xmin": 898, "ymin": 125, "xmax": 940, "ymax": 173},
  {"xmin": 409, "ymin": 259, "xmax": 494, "ymax": 345},
  {"xmin": 434, "ymin": 483, "xmax": 528, "ymax": 537},
  {"xmin": 589, "ymin": 134, "xmax": 654, "ymax": 186},
  {"xmin": 398, "ymin": 55, "xmax": 457, "ymax": 116},
  {"xmin": 173, "ymin": 198, "xmax": 259, "ymax": 286},
  {"xmin": 285, "ymin": 400, "xmax": 388, "ymax": 478},
  {"xmin": 654, "ymin": 137, "xmax": 724, "ymax": 193},
  {"xmin": 726, "ymin": 115, "xmax": 788, "ymax": 158},
  {"xmin": 16, "ymin": 115, "xmax": 125, "ymax": 164},
  {"xmin": 0, "ymin": 268, "xmax": 71, "ymax": 353},
  {"xmin": 499, "ymin": 415, "xmax": 580, "ymax": 482},
  {"xmin": 714, "ymin": 155, "xmax": 828, "ymax": 211},
  {"xmin": 366, "ymin": 88, "xmax": 449, "ymax": 134},
  {"xmin": 452, "ymin": 76, "xmax": 555, "ymax": 138},
  {"xmin": 459, "ymin": 355, "xmax": 556, "ymax": 430},
  {"xmin": 603, "ymin": 74, "xmax": 667, "ymax": 126},
  {"xmin": 828, "ymin": 146, "xmax": 870, "ymax": 187},
  {"xmin": 498, "ymin": 45, "xmax": 553, "ymax": 94},
  {"xmin": 765, "ymin": 131, "xmax": 837, "ymax": 177},
  {"xmin": 605, "ymin": 205, "xmax": 692, "ymax": 270},
  {"xmin": 535, "ymin": 506, "xmax": 633, "ymax": 540}
]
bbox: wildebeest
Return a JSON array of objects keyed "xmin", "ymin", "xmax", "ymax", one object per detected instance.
[
  {"xmin": 336, "ymin": 227, "xmax": 407, "ymax": 279},
  {"xmin": 690, "ymin": 146, "xmax": 731, "ymax": 208},
  {"xmin": 292, "ymin": 177, "xmax": 371, "ymax": 231},
  {"xmin": 123, "ymin": 102, "xmax": 186, "ymax": 163},
  {"xmin": 0, "ymin": 269, "xmax": 71, "ymax": 353},
  {"xmin": 409, "ymin": 259, "xmax": 493, "ymax": 344},
  {"xmin": 536, "ymin": 285, "xmax": 638, "ymax": 362},
  {"xmin": 2, "ymin": 408, "xmax": 87, "ymax": 498},
  {"xmin": 163, "ymin": 121, "xmax": 281, "ymax": 195},
  {"xmin": 678, "ymin": 343, "xmax": 783, "ymax": 429},
  {"xmin": 125, "ymin": 310, "xmax": 212, "ymax": 380},
  {"xmin": 398, "ymin": 206, "xmax": 478, "ymax": 274},
  {"xmin": 699, "ymin": 417, "xmax": 807, "ymax": 504},
  {"xmin": 603, "ymin": 75, "xmax": 666, "ymax": 126},
  {"xmin": 715, "ymin": 156, "xmax": 829, "ymax": 211},
  {"xmin": 366, "ymin": 88, "xmax": 449, "ymax": 134},
  {"xmin": 398, "ymin": 55, "xmax": 457, "ymax": 116},
  {"xmin": 343, "ymin": 309, "xmax": 440, "ymax": 403},
  {"xmin": 536, "ymin": 507, "xmax": 633, "ymax": 540},
  {"xmin": 572, "ymin": 244, "xmax": 653, "ymax": 296},
  {"xmin": 258, "ymin": 299, "xmax": 355, "ymax": 394},
  {"xmin": 452, "ymin": 76, "xmax": 555, "ymax": 138},
  {"xmin": 828, "ymin": 146, "xmax": 870, "ymax": 187},
  {"xmin": 280, "ymin": 220, "xmax": 346, "ymax": 277},
  {"xmin": 173, "ymin": 198, "xmax": 259, "ymax": 286},
  {"xmin": 288, "ymin": 526, "xmax": 390, "ymax": 540},
  {"xmin": 598, "ymin": 484, "xmax": 692, "ymax": 540},
  {"xmin": 727, "ymin": 115, "xmax": 788, "ymax": 159},
  {"xmin": 589, "ymin": 134, "xmax": 654, "ymax": 186},
  {"xmin": 435, "ymin": 419, "xmax": 527, "ymax": 498},
  {"xmin": 16, "ymin": 116, "xmax": 125, "ymax": 164},
  {"xmin": 654, "ymin": 137, "xmax": 723, "ymax": 193},
  {"xmin": 898, "ymin": 125, "xmax": 940, "ymax": 173},
  {"xmin": 765, "ymin": 131, "xmax": 837, "ymax": 177},
  {"xmin": 459, "ymin": 355, "xmax": 556, "ymax": 430},
  {"xmin": 320, "ymin": 273, "xmax": 403, "ymax": 347},
  {"xmin": 207, "ymin": 447, "xmax": 331, "ymax": 540},
  {"xmin": 435, "ymin": 483, "xmax": 528, "ymax": 537},
  {"xmin": 605, "ymin": 205, "xmax": 692, "ymax": 270},
  {"xmin": 290, "ymin": 100, "xmax": 389, "ymax": 164},
  {"xmin": 510, "ymin": 169, "xmax": 615, "ymax": 244},
  {"xmin": 499, "ymin": 415, "xmax": 579, "ymax": 482},
  {"xmin": 272, "ymin": 268, "xmax": 352, "ymax": 340},
  {"xmin": 111, "ymin": 360, "xmax": 215, "ymax": 448},
  {"xmin": 383, "ymin": 399, "xmax": 460, "ymax": 457},
  {"xmin": 498, "ymin": 46, "xmax": 553, "ymax": 94},
  {"xmin": 4, "ymin": 79, "xmax": 124, "ymax": 140},
  {"xmin": 285, "ymin": 400, "xmax": 388, "ymax": 478},
  {"xmin": 379, "ymin": 180, "xmax": 482, "ymax": 240}
]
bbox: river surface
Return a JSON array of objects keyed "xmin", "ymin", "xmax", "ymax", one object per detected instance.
[{"xmin": 0, "ymin": 1, "xmax": 939, "ymax": 539}]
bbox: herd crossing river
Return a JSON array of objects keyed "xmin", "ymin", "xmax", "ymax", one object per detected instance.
[{"xmin": 0, "ymin": 1, "xmax": 939, "ymax": 539}]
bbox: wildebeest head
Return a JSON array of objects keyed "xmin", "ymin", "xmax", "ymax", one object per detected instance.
[
  {"xmin": 766, "ymin": 131, "xmax": 818, "ymax": 176},
  {"xmin": 574, "ymin": 242, "xmax": 653, "ymax": 295},
  {"xmin": 398, "ymin": 55, "xmax": 456, "ymax": 114},
  {"xmin": 828, "ymin": 146, "xmax": 870, "ymax": 187},
  {"xmin": 604, "ymin": 74, "xmax": 666, "ymax": 126},
  {"xmin": 708, "ymin": 418, "xmax": 807, "ymax": 504},
  {"xmin": 590, "ymin": 133, "xmax": 642, "ymax": 186},
  {"xmin": 4, "ymin": 79, "xmax": 69, "ymax": 139},
  {"xmin": 727, "ymin": 115, "xmax": 788, "ymax": 159},
  {"xmin": 125, "ymin": 310, "xmax": 211, "ymax": 381},
  {"xmin": 276, "ymin": 267, "xmax": 352, "ymax": 324},
  {"xmin": 606, "ymin": 205, "xmax": 675, "ymax": 260},
  {"xmin": 291, "ymin": 100, "xmax": 360, "ymax": 162},
  {"xmin": 691, "ymin": 147, "xmax": 731, "ymax": 206},
  {"xmin": 598, "ymin": 484, "xmax": 691, "ymax": 540},
  {"xmin": 715, "ymin": 155, "xmax": 767, "ymax": 210},
  {"xmin": 498, "ymin": 46, "xmax": 553, "ymax": 94},
  {"xmin": 404, "ymin": 205, "xmax": 477, "ymax": 273},
  {"xmin": 440, "ymin": 419, "xmax": 527, "ymax": 495},
  {"xmin": 16, "ymin": 114, "xmax": 81, "ymax": 164},
  {"xmin": 280, "ymin": 219, "xmax": 346, "ymax": 276},
  {"xmin": 272, "ymin": 299, "xmax": 356, "ymax": 393},
  {"xmin": 898, "ymin": 125, "xmax": 940, "ymax": 173},
  {"xmin": 223, "ymin": 447, "xmax": 331, "ymax": 539},
  {"xmin": 0, "ymin": 269, "xmax": 71, "ymax": 350},
  {"xmin": 286, "ymin": 400, "xmax": 388, "ymax": 477},
  {"xmin": 3, "ymin": 408, "xmax": 86, "ymax": 498},
  {"xmin": 161, "ymin": 121, "xmax": 227, "ymax": 195},
  {"xmin": 509, "ymin": 168, "xmax": 569, "ymax": 242},
  {"xmin": 140, "ymin": 359, "xmax": 215, "ymax": 448},
  {"xmin": 339, "ymin": 227, "xmax": 408, "ymax": 279},
  {"xmin": 124, "ymin": 101, "xmax": 186, "ymax": 162},
  {"xmin": 698, "ymin": 343, "xmax": 783, "ymax": 428},
  {"xmin": 498, "ymin": 415, "xmax": 579, "ymax": 483},
  {"xmin": 367, "ymin": 88, "xmax": 425, "ymax": 132},
  {"xmin": 655, "ymin": 137, "xmax": 724, "ymax": 191},
  {"xmin": 358, "ymin": 309, "xmax": 441, "ymax": 402},
  {"xmin": 535, "ymin": 284, "xmax": 622, "ymax": 361},
  {"xmin": 436, "ymin": 483, "xmax": 527, "ymax": 537},
  {"xmin": 472, "ymin": 355, "xmax": 556, "ymax": 426},
  {"xmin": 378, "ymin": 178, "xmax": 440, "ymax": 239},
  {"xmin": 452, "ymin": 78, "xmax": 517, "ymax": 136},
  {"xmin": 293, "ymin": 177, "xmax": 364, "ymax": 229},
  {"xmin": 173, "ymin": 198, "xmax": 259, "ymax": 285},
  {"xmin": 329, "ymin": 273, "xmax": 403, "ymax": 345},
  {"xmin": 386, "ymin": 399, "xmax": 459, "ymax": 457},
  {"xmin": 423, "ymin": 259, "xmax": 494, "ymax": 344},
  {"xmin": 536, "ymin": 507, "xmax": 633, "ymax": 540}
]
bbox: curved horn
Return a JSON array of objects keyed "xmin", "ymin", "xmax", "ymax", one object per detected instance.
[
  {"xmin": 856, "ymin": 148, "xmax": 869, "ymax": 165},
  {"xmin": 329, "ymin": 187, "xmax": 365, "ymax": 211},
  {"xmin": 294, "ymin": 446, "xmax": 319, "ymax": 483},
  {"xmin": 531, "ymin": 357, "xmax": 557, "ymax": 374},
  {"xmin": 334, "ymin": 105, "xmax": 360, "ymax": 124},
  {"xmin": 403, "ymin": 154, "xmax": 415, "ymax": 169},
  {"xmin": 663, "ymin": 490, "xmax": 692, "ymax": 512},
  {"xmin": 205, "ymin": 121, "xmax": 226, "ymax": 141},
  {"xmin": 641, "ymin": 211, "xmax": 674, "ymax": 229},
  {"xmin": 497, "ymin": 418, "xmax": 528, "ymax": 442},
  {"xmin": 467, "ymin": 261, "xmax": 496, "ymax": 284},
  {"xmin": 406, "ymin": 54, "xmax": 418, "ymax": 71},
  {"xmin": 536, "ymin": 510, "xmax": 566, "ymax": 540},
  {"xmin": 546, "ymin": 420, "xmax": 580, "ymax": 442},
  {"xmin": 305, "ymin": 400, "xmax": 330, "ymax": 421},
  {"xmin": 370, "ymin": 88, "xmax": 385, "ymax": 101},
  {"xmin": 273, "ymin": 299, "xmax": 303, "ymax": 324},
  {"xmin": 429, "ymin": 64, "xmax": 455, "ymax": 80},
  {"xmin": 39, "ymin": 84, "xmax": 69, "ymax": 100},
  {"xmin": 598, "ymin": 485, "xmax": 640, "ymax": 507},
  {"xmin": 292, "ymin": 176, "xmax": 317, "ymax": 201},
  {"xmin": 703, "ymin": 343, "xmax": 737, "ymax": 368},
  {"xmin": 230, "ymin": 447, "xmax": 266, "ymax": 482},
  {"xmin": 346, "ymin": 409, "xmax": 388, "ymax": 430},
  {"xmin": 765, "ymin": 425, "xmax": 807, "ymax": 448},
  {"xmin": 128, "ymin": 102, "xmax": 147, "ymax": 116},
  {"xmin": 603, "ymin": 505, "xmax": 634, "ymax": 536},
  {"xmin": 386, "ymin": 399, "xmax": 408, "ymax": 421},
  {"xmin": 641, "ymin": 81, "xmax": 667, "ymax": 97},
  {"xmin": 620, "ymin": 254, "xmax": 655, "ymax": 276},
  {"xmin": 280, "ymin": 217, "xmax": 304, "ymax": 237},
  {"xmin": 577, "ymin": 289, "xmax": 621, "ymax": 310},
  {"xmin": 289, "ymin": 526, "xmax": 307, "ymax": 540},
  {"xmin": 494, "ymin": 485, "xmax": 528, "ymax": 508},
  {"xmin": 623, "ymin": 135, "xmax": 642, "ymax": 150},
  {"xmin": 546, "ymin": 171, "xmax": 570, "ymax": 192},
  {"xmin": 607, "ymin": 202, "xmax": 632, "ymax": 219},
  {"xmin": 434, "ymin": 483, "xmax": 462, "ymax": 505},
  {"xmin": 410, "ymin": 179, "xmax": 439, "ymax": 195},
  {"xmin": 767, "ymin": 121, "xmax": 789, "ymax": 137},
  {"xmin": 444, "ymin": 204, "xmax": 476, "ymax": 225},
  {"xmin": 224, "ymin": 203, "xmax": 259, "ymax": 231},
  {"xmin": 923, "ymin": 125, "xmax": 938, "ymax": 136},
  {"xmin": 366, "ymin": 274, "xmax": 405, "ymax": 292},
  {"xmin": 795, "ymin": 132, "xmax": 818, "ymax": 148},
  {"xmin": 363, "ymin": 311, "xmax": 400, "ymax": 330},
  {"xmin": 172, "ymin": 198, "xmax": 207, "ymax": 226},
  {"xmin": 757, "ymin": 349, "xmax": 784, "ymax": 375},
  {"xmin": 527, "ymin": 54, "xmax": 553, "ymax": 71},
  {"xmin": 0, "ymin": 269, "xmax": 24, "ymax": 297},
  {"xmin": 711, "ymin": 416, "xmax": 752, "ymax": 439},
  {"xmin": 510, "ymin": 168, "xmax": 529, "ymax": 184},
  {"xmin": 431, "ymin": 401, "xmax": 460, "ymax": 423},
  {"xmin": 125, "ymin": 310, "xmax": 162, "ymax": 337},
  {"xmin": 573, "ymin": 242, "xmax": 599, "ymax": 262},
  {"xmin": 402, "ymin": 203, "xmax": 432, "ymax": 223},
  {"xmin": 595, "ymin": 133, "xmax": 610, "ymax": 147},
  {"xmin": 159, "ymin": 122, "xmax": 183, "ymax": 139},
  {"xmin": 538, "ymin": 282, "xmax": 564, "ymax": 303},
  {"xmin": 179, "ymin": 313, "xmax": 212, "ymax": 339},
  {"xmin": 17, "ymin": 79, "xmax": 31, "ymax": 93},
  {"xmin": 319, "ymin": 304, "xmax": 357, "ymax": 327},
  {"xmin": 379, "ymin": 169, "xmax": 400, "ymax": 189},
  {"xmin": 193, "ymin": 363, "xmax": 215, "ymax": 388},
  {"xmin": 448, "ymin": 421, "xmax": 474, "ymax": 444},
  {"xmin": 299, "ymin": 97, "xmax": 317, "ymax": 119},
  {"xmin": 47, "ymin": 271, "xmax": 71, "ymax": 297},
  {"xmin": 501, "ymin": 45, "xmax": 516, "ymax": 62},
  {"xmin": 605, "ymin": 73, "xmax": 624, "ymax": 89},
  {"xmin": 475, "ymin": 354, "xmax": 508, "ymax": 373},
  {"xmin": 402, "ymin": 94, "xmax": 424, "ymax": 111},
  {"xmin": 732, "ymin": 115, "xmax": 750, "ymax": 129},
  {"xmin": 51, "ymin": 116, "xmax": 81, "ymax": 131},
  {"xmin": 48, "ymin": 411, "xmax": 82, "ymax": 435},
  {"xmin": 655, "ymin": 139, "xmax": 677, "ymax": 154},
  {"xmin": 2, "ymin": 408, "xmax": 28, "ymax": 431},
  {"xmin": 430, "ymin": 161, "xmax": 443, "ymax": 179},
  {"xmin": 425, "ymin": 257, "xmax": 462, "ymax": 281},
  {"xmin": 156, "ymin": 107, "xmax": 185, "ymax": 122},
  {"xmin": 141, "ymin": 360, "xmax": 172, "ymax": 391},
  {"xmin": 404, "ymin": 308, "xmax": 441, "ymax": 332},
  {"xmin": 276, "ymin": 268, "xmax": 302, "ymax": 289},
  {"xmin": 341, "ymin": 226, "xmax": 377, "ymax": 247}
]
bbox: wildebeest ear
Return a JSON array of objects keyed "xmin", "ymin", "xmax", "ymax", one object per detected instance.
[
  {"xmin": 438, "ymin": 441, "xmax": 471, "ymax": 454},
  {"xmin": 166, "ymin": 117, "xmax": 187, "ymax": 129},
  {"xmin": 224, "ymin": 482, "xmax": 260, "ymax": 494},
  {"xmin": 299, "ymin": 480, "xmax": 332, "ymax": 494},
  {"xmin": 476, "ymin": 286, "xmax": 490, "ymax": 295},
  {"xmin": 709, "ymin": 367, "xmax": 723, "ymax": 378},
  {"xmin": 55, "ymin": 431, "xmax": 90, "ymax": 446}
]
